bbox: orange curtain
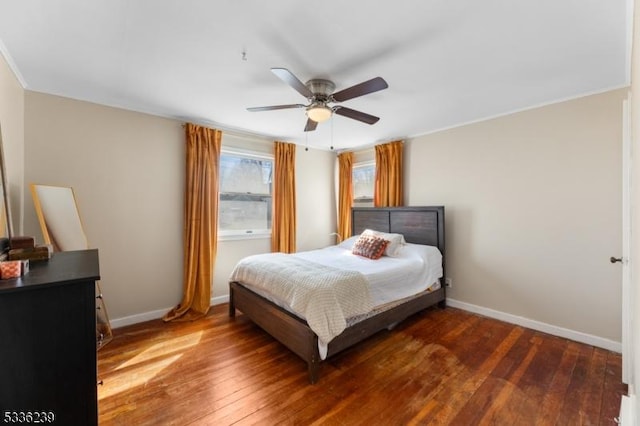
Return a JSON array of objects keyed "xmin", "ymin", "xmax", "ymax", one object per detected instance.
[
  {"xmin": 164, "ymin": 123, "xmax": 221, "ymax": 322},
  {"xmin": 272, "ymin": 141, "xmax": 296, "ymax": 253},
  {"xmin": 337, "ymin": 151, "xmax": 353, "ymax": 241},
  {"xmin": 374, "ymin": 140, "xmax": 404, "ymax": 207}
]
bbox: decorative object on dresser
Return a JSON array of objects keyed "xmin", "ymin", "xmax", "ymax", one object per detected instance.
[
  {"xmin": 7, "ymin": 244, "xmax": 52, "ymax": 261},
  {"xmin": 7, "ymin": 236, "xmax": 52, "ymax": 261},
  {"xmin": 0, "ymin": 260, "xmax": 21, "ymax": 278},
  {"xmin": 0, "ymin": 249, "xmax": 101, "ymax": 426},
  {"xmin": 9, "ymin": 235, "xmax": 34, "ymax": 249},
  {"xmin": 30, "ymin": 184, "xmax": 113, "ymax": 349},
  {"xmin": 229, "ymin": 206, "xmax": 446, "ymax": 383}
]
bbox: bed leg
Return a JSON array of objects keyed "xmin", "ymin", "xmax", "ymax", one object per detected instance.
[
  {"xmin": 308, "ymin": 361, "xmax": 319, "ymax": 384},
  {"xmin": 438, "ymin": 299, "xmax": 446, "ymax": 309},
  {"xmin": 229, "ymin": 285, "xmax": 236, "ymax": 318}
]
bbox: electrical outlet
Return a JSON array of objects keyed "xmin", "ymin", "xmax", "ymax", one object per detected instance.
[{"xmin": 445, "ymin": 278, "xmax": 452, "ymax": 288}]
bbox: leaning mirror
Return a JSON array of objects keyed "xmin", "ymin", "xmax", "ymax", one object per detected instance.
[
  {"xmin": 31, "ymin": 184, "xmax": 87, "ymax": 251},
  {"xmin": 31, "ymin": 184, "xmax": 113, "ymax": 349},
  {"xmin": 0, "ymin": 124, "xmax": 13, "ymax": 246}
]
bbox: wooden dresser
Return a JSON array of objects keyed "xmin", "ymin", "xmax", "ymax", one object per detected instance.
[{"xmin": 0, "ymin": 249, "xmax": 100, "ymax": 426}]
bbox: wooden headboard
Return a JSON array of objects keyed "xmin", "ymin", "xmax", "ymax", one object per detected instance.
[{"xmin": 351, "ymin": 206, "xmax": 446, "ymax": 278}]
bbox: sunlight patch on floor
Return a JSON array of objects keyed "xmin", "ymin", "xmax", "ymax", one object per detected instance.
[
  {"xmin": 99, "ymin": 354, "xmax": 183, "ymax": 399},
  {"xmin": 115, "ymin": 331, "xmax": 204, "ymax": 371},
  {"xmin": 99, "ymin": 330, "xmax": 203, "ymax": 400}
]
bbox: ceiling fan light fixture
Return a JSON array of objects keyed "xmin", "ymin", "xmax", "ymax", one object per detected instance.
[{"xmin": 306, "ymin": 105, "xmax": 332, "ymax": 123}]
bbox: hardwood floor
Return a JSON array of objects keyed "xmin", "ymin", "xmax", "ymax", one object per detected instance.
[{"xmin": 98, "ymin": 305, "xmax": 626, "ymax": 425}]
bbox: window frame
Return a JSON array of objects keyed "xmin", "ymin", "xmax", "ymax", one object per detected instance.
[{"xmin": 218, "ymin": 147, "xmax": 274, "ymax": 241}]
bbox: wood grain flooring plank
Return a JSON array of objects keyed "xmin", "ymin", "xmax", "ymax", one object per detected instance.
[{"xmin": 555, "ymin": 343, "xmax": 595, "ymax": 425}]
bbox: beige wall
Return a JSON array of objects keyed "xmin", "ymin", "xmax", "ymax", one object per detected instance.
[
  {"xmin": 0, "ymin": 53, "xmax": 24, "ymax": 234},
  {"xmin": 24, "ymin": 92, "xmax": 185, "ymax": 321},
  {"xmin": 406, "ymin": 89, "xmax": 626, "ymax": 342},
  {"xmin": 22, "ymin": 92, "xmax": 336, "ymax": 323},
  {"xmin": 295, "ymin": 145, "xmax": 337, "ymax": 251}
]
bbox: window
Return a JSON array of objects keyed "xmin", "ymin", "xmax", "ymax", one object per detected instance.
[
  {"xmin": 218, "ymin": 149, "xmax": 273, "ymax": 239},
  {"xmin": 353, "ymin": 161, "xmax": 375, "ymax": 207}
]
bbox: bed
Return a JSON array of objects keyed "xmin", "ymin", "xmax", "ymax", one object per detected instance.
[{"xmin": 228, "ymin": 206, "xmax": 446, "ymax": 383}]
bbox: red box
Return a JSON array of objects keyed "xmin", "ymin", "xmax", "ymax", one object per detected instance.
[{"xmin": 0, "ymin": 261, "xmax": 22, "ymax": 279}]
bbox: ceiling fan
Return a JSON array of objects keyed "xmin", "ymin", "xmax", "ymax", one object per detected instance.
[{"xmin": 247, "ymin": 68, "xmax": 388, "ymax": 132}]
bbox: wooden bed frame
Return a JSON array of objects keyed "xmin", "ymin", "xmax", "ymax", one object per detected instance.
[{"xmin": 229, "ymin": 206, "xmax": 446, "ymax": 383}]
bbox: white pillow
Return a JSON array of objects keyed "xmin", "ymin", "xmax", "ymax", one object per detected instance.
[{"xmin": 361, "ymin": 229, "xmax": 406, "ymax": 257}]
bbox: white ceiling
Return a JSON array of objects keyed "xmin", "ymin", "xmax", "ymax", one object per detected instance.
[{"xmin": 0, "ymin": 1, "xmax": 630, "ymax": 150}]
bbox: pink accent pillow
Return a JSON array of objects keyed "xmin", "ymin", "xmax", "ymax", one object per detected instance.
[{"xmin": 351, "ymin": 235, "xmax": 389, "ymax": 260}]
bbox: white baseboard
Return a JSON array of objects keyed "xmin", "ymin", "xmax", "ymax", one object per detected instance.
[
  {"xmin": 446, "ymin": 298, "xmax": 622, "ymax": 353},
  {"xmin": 212, "ymin": 294, "xmax": 230, "ymax": 306},
  {"xmin": 109, "ymin": 307, "xmax": 170, "ymax": 328},
  {"xmin": 619, "ymin": 394, "xmax": 635, "ymax": 425},
  {"xmin": 109, "ymin": 295, "xmax": 231, "ymax": 329}
]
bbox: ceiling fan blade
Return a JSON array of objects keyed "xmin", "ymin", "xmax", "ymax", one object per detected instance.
[
  {"xmin": 247, "ymin": 104, "xmax": 305, "ymax": 112},
  {"xmin": 304, "ymin": 118, "xmax": 318, "ymax": 132},
  {"xmin": 334, "ymin": 106, "xmax": 380, "ymax": 125},
  {"xmin": 332, "ymin": 77, "xmax": 388, "ymax": 102},
  {"xmin": 271, "ymin": 68, "xmax": 313, "ymax": 99}
]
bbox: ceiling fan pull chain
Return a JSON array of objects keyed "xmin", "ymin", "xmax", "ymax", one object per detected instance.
[{"xmin": 330, "ymin": 115, "xmax": 334, "ymax": 150}]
